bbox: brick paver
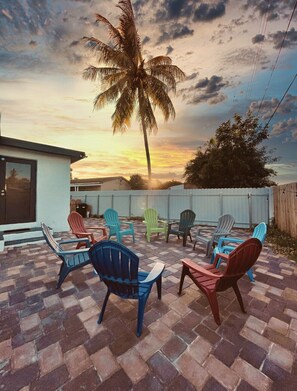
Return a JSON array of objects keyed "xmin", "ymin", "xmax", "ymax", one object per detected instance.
[{"xmin": 0, "ymin": 219, "xmax": 296, "ymax": 390}]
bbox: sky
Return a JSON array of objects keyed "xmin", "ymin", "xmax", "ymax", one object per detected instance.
[{"xmin": 0, "ymin": 0, "xmax": 296, "ymax": 186}]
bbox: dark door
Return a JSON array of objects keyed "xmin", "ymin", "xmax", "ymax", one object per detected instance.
[{"xmin": 0, "ymin": 156, "xmax": 36, "ymax": 224}]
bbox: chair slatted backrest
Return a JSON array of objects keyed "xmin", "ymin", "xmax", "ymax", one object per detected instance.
[
  {"xmin": 252, "ymin": 222, "xmax": 267, "ymax": 243},
  {"xmin": 89, "ymin": 241, "xmax": 140, "ymax": 298},
  {"xmin": 41, "ymin": 222, "xmax": 61, "ymax": 254},
  {"xmin": 104, "ymin": 208, "xmax": 120, "ymax": 230},
  {"xmin": 218, "ymin": 238, "xmax": 262, "ymax": 290},
  {"xmin": 179, "ymin": 209, "xmax": 196, "ymax": 231},
  {"xmin": 144, "ymin": 208, "xmax": 158, "ymax": 228},
  {"xmin": 214, "ymin": 214, "xmax": 235, "ymax": 235},
  {"xmin": 68, "ymin": 211, "xmax": 86, "ymax": 234}
]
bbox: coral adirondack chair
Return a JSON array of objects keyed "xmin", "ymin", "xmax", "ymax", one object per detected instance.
[
  {"xmin": 89, "ymin": 240, "xmax": 165, "ymax": 336},
  {"xmin": 41, "ymin": 222, "xmax": 91, "ymax": 289},
  {"xmin": 103, "ymin": 208, "xmax": 135, "ymax": 243},
  {"xmin": 193, "ymin": 214, "xmax": 235, "ymax": 256},
  {"xmin": 68, "ymin": 211, "xmax": 107, "ymax": 248},
  {"xmin": 143, "ymin": 208, "xmax": 167, "ymax": 242},
  {"xmin": 211, "ymin": 222, "xmax": 267, "ymax": 282},
  {"xmin": 178, "ymin": 238, "xmax": 262, "ymax": 325},
  {"xmin": 166, "ymin": 209, "xmax": 196, "ymax": 246}
]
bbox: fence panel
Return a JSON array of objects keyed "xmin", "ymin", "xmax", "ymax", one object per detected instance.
[
  {"xmin": 273, "ymin": 182, "xmax": 297, "ymax": 238},
  {"xmin": 71, "ymin": 187, "xmax": 272, "ymax": 228}
]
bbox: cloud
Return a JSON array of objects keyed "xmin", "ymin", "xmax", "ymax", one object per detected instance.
[
  {"xmin": 242, "ymin": 0, "xmax": 295, "ymax": 21},
  {"xmin": 193, "ymin": 1, "xmax": 227, "ymax": 22},
  {"xmin": 223, "ymin": 47, "xmax": 268, "ymax": 67},
  {"xmin": 157, "ymin": 23, "xmax": 194, "ymax": 44},
  {"xmin": 268, "ymin": 28, "xmax": 297, "ymax": 50},
  {"xmin": 166, "ymin": 45, "xmax": 174, "ymax": 55},
  {"xmin": 154, "ymin": 0, "xmax": 228, "ymax": 24},
  {"xmin": 183, "ymin": 75, "xmax": 229, "ymax": 105},
  {"xmin": 252, "ymin": 34, "xmax": 265, "ymax": 44},
  {"xmin": 250, "ymin": 94, "xmax": 297, "ymax": 119},
  {"xmin": 271, "ymin": 118, "xmax": 297, "ymax": 138}
]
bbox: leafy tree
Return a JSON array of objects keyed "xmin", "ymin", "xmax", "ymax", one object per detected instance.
[
  {"xmin": 184, "ymin": 112, "xmax": 277, "ymax": 188},
  {"xmin": 129, "ymin": 174, "xmax": 147, "ymax": 190},
  {"xmin": 158, "ymin": 180, "xmax": 182, "ymax": 189},
  {"xmin": 82, "ymin": 0, "xmax": 185, "ymax": 187}
]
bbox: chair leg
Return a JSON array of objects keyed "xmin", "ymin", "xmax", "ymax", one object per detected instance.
[
  {"xmin": 182, "ymin": 234, "xmax": 187, "ymax": 247},
  {"xmin": 193, "ymin": 241, "xmax": 197, "ymax": 250},
  {"xmin": 178, "ymin": 265, "xmax": 187, "ymax": 295},
  {"xmin": 136, "ymin": 295, "xmax": 149, "ymax": 337},
  {"xmin": 166, "ymin": 232, "xmax": 169, "ymax": 243},
  {"xmin": 98, "ymin": 290, "xmax": 111, "ymax": 324},
  {"xmin": 246, "ymin": 268, "xmax": 255, "ymax": 282},
  {"xmin": 207, "ymin": 291, "xmax": 221, "ymax": 325},
  {"xmin": 232, "ymin": 283, "xmax": 246, "ymax": 313},
  {"xmin": 156, "ymin": 276, "xmax": 162, "ymax": 299},
  {"xmin": 56, "ymin": 265, "xmax": 70, "ymax": 289}
]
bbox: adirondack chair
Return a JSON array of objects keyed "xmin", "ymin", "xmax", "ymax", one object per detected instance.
[
  {"xmin": 166, "ymin": 209, "xmax": 196, "ymax": 246},
  {"xmin": 68, "ymin": 211, "xmax": 107, "ymax": 249},
  {"xmin": 89, "ymin": 240, "xmax": 165, "ymax": 336},
  {"xmin": 143, "ymin": 208, "xmax": 167, "ymax": 242},
  {"xmin": 193, "ymin": 214, "xmax": 235, "ymax": 256},
  {"xmin": 178, "ymin": 238, "xmax": 262, "ymax": 325},
  {"xmin": 211, "ymin": 222, "xmax": 267, "ymax": 282},
  {"xmin": 41, "ymin": 222, "xmax": 91, "ymax": 289},
  {"xmin": 103, "ymin": 208, "xmax": 135, "ymax": 243}
]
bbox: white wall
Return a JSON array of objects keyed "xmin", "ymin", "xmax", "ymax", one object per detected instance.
[{"xmin": 0, "ymin": 146, "xmax": 71, "ymax": 232}]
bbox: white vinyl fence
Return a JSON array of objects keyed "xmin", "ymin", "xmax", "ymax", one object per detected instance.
[{"xmin": 71, "ymin": 188, "xmax": 273, "ymax": 229}]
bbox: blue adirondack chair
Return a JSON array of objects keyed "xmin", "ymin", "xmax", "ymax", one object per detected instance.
[
  {"xmin": 166, "ymin": 209, "xmax": 196, "ymax": 246},
  {"xmin": 89, "ymin": 240, "xmax": 165, "ymax": 336},
  {"xmin": 41, "ymin": 222, "xmax": 91, "ymax": 289},
  {"xmin": 103, "ymin": 208, "xmax": 135, "ymax": 243},
  {"xmin": 211, "ymin": 222, "xmax": 267, "ymax": 282}
]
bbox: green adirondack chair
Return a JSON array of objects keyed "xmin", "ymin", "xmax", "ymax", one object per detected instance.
[{"xmin": 143, "ymin": 208, "xmax": 167, "ymax": 242}]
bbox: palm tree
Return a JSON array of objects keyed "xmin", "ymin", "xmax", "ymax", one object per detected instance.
[{"xmin": 82, "ymin": 0, "xmax": 185, "ymax": 187}]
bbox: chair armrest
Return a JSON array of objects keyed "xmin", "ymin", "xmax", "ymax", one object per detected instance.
[
  {"xmin": 182, "ymin": 258, "xmax": 223, "ymax": 279},
  {"xmin": 121, "ymin": 221, "xmax": 134, "ymax": 228},
  {"xmin": 139, "ymin": 262, "xmax": 165, "ymax": 284},
  {"xmin": 60, "ymin": 238, "xmax": 91, "ymax": 247},
  {"xmin": 213, "ymin": 252, "xmax": 229, "ymax": 267},
  {"xmin": 197, "ymin": 227, "xmax": 213, "ymax": 235},
  {"xmin": 87, "ymin": 226, "xmax": 107, "ymax": 233},
  {"xmin": 217, "ymin": 236, "xmax": 243, "ymax": 248},
  {"xmin": 58, "ymin": 248, "xmax": 90, "ymax": 256}
]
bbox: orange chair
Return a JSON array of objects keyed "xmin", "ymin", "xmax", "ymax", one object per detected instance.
[
  {"xmin": 68, "ymin": 211, "xmax": 107, "ymax": 248},
  {"xmin": 178, "ymin": 238, "xmax": 262, "ymax": 325}
]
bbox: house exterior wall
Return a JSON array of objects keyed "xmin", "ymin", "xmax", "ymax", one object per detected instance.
[
  {"xmin": 0, "ymin": 146, "xmax": 71, "ymax": 232},
  {"xmin": 101, "ymin": 178, "xmax": 131, "ymax": 191}
]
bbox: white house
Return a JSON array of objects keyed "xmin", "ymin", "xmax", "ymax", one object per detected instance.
[{"xmin": 0, "ymin": 136, "xmax": 86, "ymax": 250}]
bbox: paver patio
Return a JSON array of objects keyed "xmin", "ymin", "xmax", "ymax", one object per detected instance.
[{"xmin": 1, "ymin": 219, "xmax": 297, "ymax": 390}]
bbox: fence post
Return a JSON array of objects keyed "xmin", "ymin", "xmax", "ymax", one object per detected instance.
[
  {"xmin": 146, "ymin": 194, "xmax": 148, "ymax": 209},
  {"xmin": 129, "ymin": 194, "xmax": 131, "ymax": 218},
  {"xmin": 167, "ymin": 193, "xmax": 170, "ymax": 220},
  {"xmin": 111, "ymin": 194, "xmax": 114, "ymax": 209},
  {"xmin": 190, "ymin": 193, "xmax": 193, "ymax": 211},
  {"xmin": 97, "ymin": 195, "xmax": 100, "ymax": 215},
  {"xmin": 220, "ymin": 193, "xmax": 223, "ymax": 215},
  {"xmin": 248, "ymin": 193, "xmax": 252, "ymax": 229}
]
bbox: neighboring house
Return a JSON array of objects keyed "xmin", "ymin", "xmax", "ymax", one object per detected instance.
[
  {"xmin": 0, "ymin": 136, "xmax": 86, "ymax": 250},
  {"xmin": 169, "ymin": 183, "xmax": 198, "ymax": 190},
  {"xmin": 71, "ymin": 176, "xmax": 131, "ymax": 191}
]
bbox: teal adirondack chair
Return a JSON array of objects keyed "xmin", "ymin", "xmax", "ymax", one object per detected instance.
[
  {"xmin": 211, "ymin": 222, "xmax": 267, "ymax": 282},
  {"xmin": 103, "ymin": 208, "xmax": 135, "ymax": 243},
  {"xmin": 143, "ymin": 208, "xmax": 167, "ymax": 242}
]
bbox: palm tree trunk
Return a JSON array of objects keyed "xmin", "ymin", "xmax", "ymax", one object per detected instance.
[{"xmin": 141, "ymin": 117, "xmax": 152, "ymax": 189}]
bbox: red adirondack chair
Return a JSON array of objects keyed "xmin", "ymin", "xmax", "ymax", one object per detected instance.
[
  {"xmin": 68, "ymin": 211, "xmax": 107, "ymax": 248},
  {"xmin": 178, "ymin": 238, "xmax": 262, "ymax": 325}
]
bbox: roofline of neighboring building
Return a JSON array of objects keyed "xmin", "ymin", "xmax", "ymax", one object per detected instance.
[
  {"xmin": 0, "ymin": 136, "xmax": 86, "ymax": 163},
  {"xmin": 71, "ymin": 176, "xmax": 129, "ymax": 184}
]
